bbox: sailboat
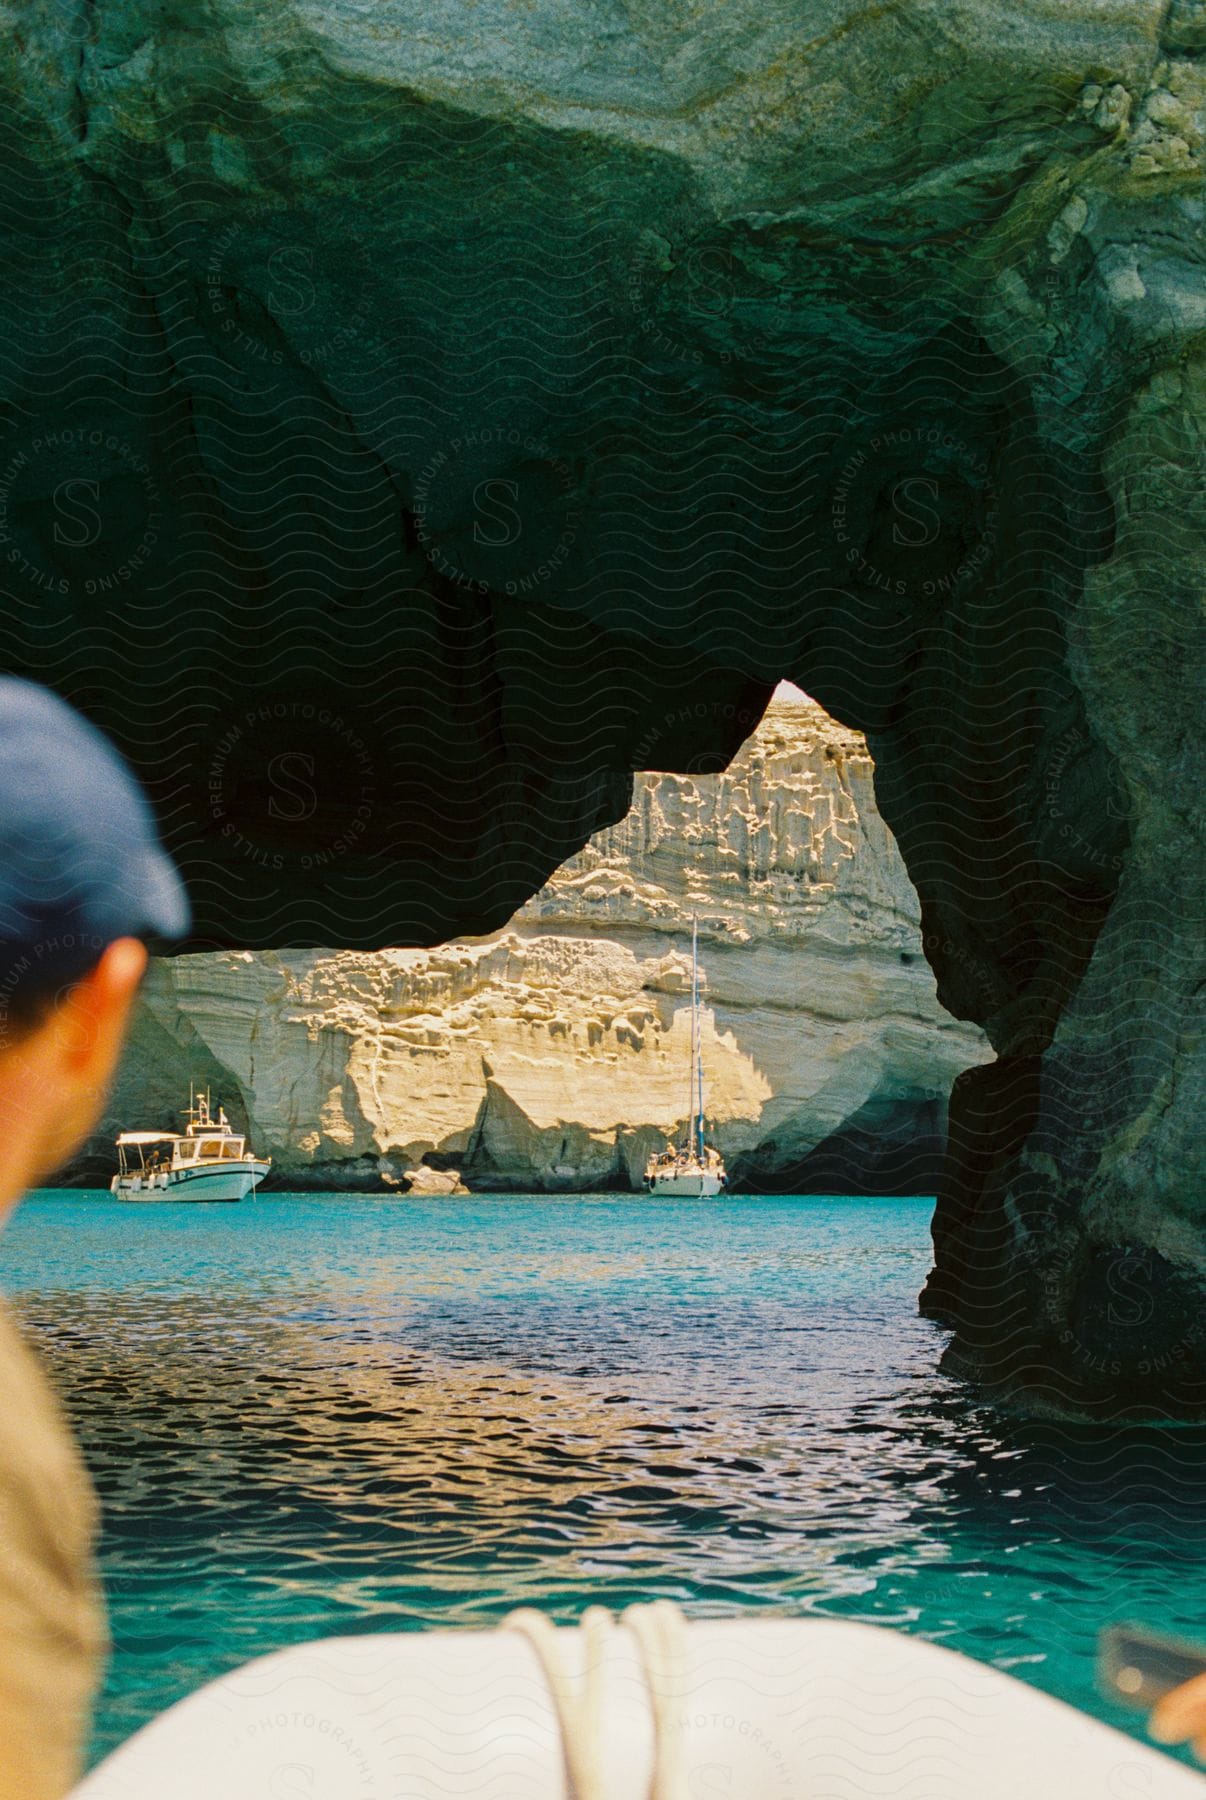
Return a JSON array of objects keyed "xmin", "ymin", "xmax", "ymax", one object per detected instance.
[{"xmin": 644, "ymin": 919, "xmax": 727, "ymax": 1196}]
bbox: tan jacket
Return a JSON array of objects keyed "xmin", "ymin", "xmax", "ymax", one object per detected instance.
[{"xmin": 0, "ymin": 1302, "xmax": 105, "ymax": 1800}]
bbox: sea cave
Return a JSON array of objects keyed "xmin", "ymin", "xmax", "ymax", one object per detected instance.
[{"xmin": 0, "ymin": 0, "xmax": 1202, "ymax": 1414}]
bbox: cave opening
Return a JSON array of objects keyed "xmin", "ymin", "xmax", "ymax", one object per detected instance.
[{"xmin": 89, "ymin": 680, "xmax": 990, "ymax": 1218}]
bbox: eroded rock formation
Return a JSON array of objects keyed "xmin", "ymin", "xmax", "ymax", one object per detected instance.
[
  {"xmin": 0, "ymin": 1, "xmax": 1202, "ymax": 1407},
  {"xmin": 83, "ymin": 695, "xmax": 990, "ymax": 1192}
]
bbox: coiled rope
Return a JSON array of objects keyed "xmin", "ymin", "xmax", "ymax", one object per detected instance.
[{"xmin": 505, "ymin": 1601, "xmax": 689, "ymax": 1800}]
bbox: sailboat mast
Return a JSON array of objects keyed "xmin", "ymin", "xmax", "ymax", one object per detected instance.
[
  {"xmin": 687, "ymin": 918, "xmax": 697, "ymax": 1153},
  {"xmin": 692, "ymin": 917, "xmax": 703, "ymax": 1160},
  {"xmin": 694, "ymin": 921, "xmax": 705, "ymax": 1159}
]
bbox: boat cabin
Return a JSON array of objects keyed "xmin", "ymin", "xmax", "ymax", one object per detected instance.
[
  {"xmin": 184, "ymin": 1092, "xmax": 246, "ymax": 1157},
  {"xmin": 115, "ymin": 1092, "xmax": 249, "ymax": 1178}
]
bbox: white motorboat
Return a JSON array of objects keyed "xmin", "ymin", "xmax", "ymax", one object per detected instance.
[
  {"xmin": 70, "ymin": 1615, "xmax": 1203, "ymax": 1800},
  {"xmin": 111, "ymin": 1089, "xmax": 270, "ymax": 1203},
  {"xmin": 645, "ymin": 919, "xmax": 727, "ymax": 1196}
]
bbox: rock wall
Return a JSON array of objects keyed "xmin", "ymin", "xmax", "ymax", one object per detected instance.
[{"xmin": 82, "ymin": 695, "xmax": 990, "ymax": 1192}]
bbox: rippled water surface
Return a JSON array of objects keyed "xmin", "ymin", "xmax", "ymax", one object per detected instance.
[{"xmin": 3, "ymin": 1192, "xmax": 1203, "ymax": 1767}]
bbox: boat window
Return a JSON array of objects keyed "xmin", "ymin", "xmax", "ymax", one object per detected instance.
[
  {"xmin": 198, "ymin": 1139, "xmax": 223, "ymax": 1159},
  {"xmin": 176, "ymin": 1142, "xmax": 196, "ymax": 1161},
  {"xmin": 221, "ymin": 1141, "xmax": 244, "ymax": 1159}
]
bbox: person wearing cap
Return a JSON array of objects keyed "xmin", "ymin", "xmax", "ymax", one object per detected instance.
[{"xmin": 0, "ymin": 678, "xmax": 188, "ymax": 1800}]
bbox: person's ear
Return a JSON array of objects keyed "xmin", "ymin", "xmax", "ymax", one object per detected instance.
[{"xmin": 55, "ymin": 938, "xmax": 148, "ymax": 1080}]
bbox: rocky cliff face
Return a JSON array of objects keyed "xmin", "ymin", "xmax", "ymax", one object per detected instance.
[
  {"xmin": 87, "ymin": 696, "xmax": 990, "ymax": 1193},
  {"xmin": 2, "ymin": 0, "xmax": 1202, "ymax": 1406}
]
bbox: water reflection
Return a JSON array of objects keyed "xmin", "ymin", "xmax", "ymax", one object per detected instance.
[{"xmin": 4, "ymin": 1194, "xmax": 1203, "ymax": 1766}]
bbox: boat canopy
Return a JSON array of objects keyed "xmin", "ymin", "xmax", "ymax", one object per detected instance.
[{"xmin": 115, "ymin": 1131, "xmax": 183, "ymax": 1145}]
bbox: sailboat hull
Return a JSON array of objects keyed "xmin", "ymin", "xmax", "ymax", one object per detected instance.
[{"xmin": 645, "ymin": 1167, "xmax": 725, "ymax": 1197}]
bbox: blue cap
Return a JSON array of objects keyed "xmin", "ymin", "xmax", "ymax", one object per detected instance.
[{"xmin": 0, "ymin": 679, "xmax": 189, "ymax": 1015}]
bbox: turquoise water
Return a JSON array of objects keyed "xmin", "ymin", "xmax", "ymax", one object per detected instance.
[{"xmin": 2, "ymin": 1191, "xmax": 1202, "ymax": 1771}]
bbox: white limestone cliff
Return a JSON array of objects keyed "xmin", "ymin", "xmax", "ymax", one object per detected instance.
[{"xmin": 93, "ymin": 694, "xmax": 991, "ymax": 1191}]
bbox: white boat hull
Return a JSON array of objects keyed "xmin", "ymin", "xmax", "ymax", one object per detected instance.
[
  {"xmin": 645, "ymin": 1167, "xmax": 724, "ymax": 1196},
  {"xmin": 110, "ymin": 1161, "xmax": 270, "ymax": 1204},
  {"xmin": 71, "ymin": 1617, "xmax": 1201, "ymax": 1800}
]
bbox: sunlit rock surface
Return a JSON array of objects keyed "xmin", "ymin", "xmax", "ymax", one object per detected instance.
[
  {"xmin": 88, "ymin": 695, "xmax": 990, "ymax": 1193},
  {"xmin": 2, "ymin": 0, "xmax": 1203, "ymax": 1404}
]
